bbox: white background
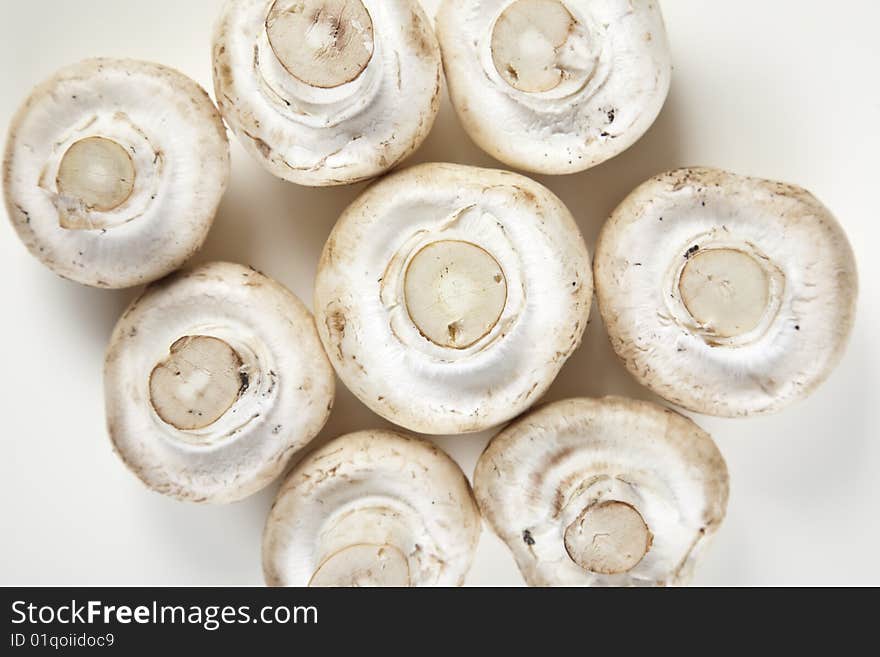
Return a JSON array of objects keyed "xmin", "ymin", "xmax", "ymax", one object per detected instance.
[{"xmin": 1, "ymin": 0, "xmax": 878, "ymax": 586}]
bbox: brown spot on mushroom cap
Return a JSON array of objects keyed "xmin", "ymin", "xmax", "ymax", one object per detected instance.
[
  {"xmin": 245, "ymin": 131, "xmax": 272, "ymax": 159},
  {"xmin": 329, "ymin": 308, "xmax": 346, "ymax": 335},
  {"xmin": 408, "ymin": 7, "xmax": 435, "ymax": 58}
]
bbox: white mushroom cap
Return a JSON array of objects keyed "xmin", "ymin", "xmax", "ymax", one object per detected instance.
[
  {"xmin": 3, "ymin": 59, "xmax": 229, "ymax": 288},
  {"xmin": 212, "ymin": 0, "xmax": 442, "ymax": 186},
  {"xmin": 595, "ymin": 168, "xmax": 858, "ymax": 417},
  {"xmin": 436, "ymin": 0, "xmax": 671, "ymax": 174},
  {"xmin": 263, "ymin": 430, "xmax": 480, "ymax": 586},
  {"xmin": 474, "ymin": 397, "xmax": 729, "ymax": 586},
  {"xmin": 104, "ymin": 262, "xmax": 335, "ymax": 503},
  {"xmin": 314, "ymin": 163, "xmax": 592, "ymax": 434}
]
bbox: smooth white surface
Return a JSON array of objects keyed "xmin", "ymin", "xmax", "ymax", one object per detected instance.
[{"xmin": 0, "ymin": 0, "xmax": 877, "ymax": 586}]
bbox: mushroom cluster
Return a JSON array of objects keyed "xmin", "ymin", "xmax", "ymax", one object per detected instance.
[
  {"xmin": 1, "ymin": 1, "xmax": 862, "ymax": 588},
  {"xmin": 3, "ymin": 59, "xmax": 230, "ymax": 288}
]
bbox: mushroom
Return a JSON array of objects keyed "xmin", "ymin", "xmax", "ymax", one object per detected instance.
[
  {"xmin": 594, "ymin": 167, "xmax": 858, "ymax": 417},
  {"xmin": 474, "ymin": 397, "xmax": 729, "ymax": 586},
  {"xmin": 212, "ymin": 0, "xmax": 442, "ymax": 186},
  {"xmin": 313, "ymin": 162, "xmax": 591, "ymax": 434},
  {"xmin": 263, "ymin": 429, "xmax": 480, "ymax": 586},
  {"xmin": 104, "ymin": 262, "xmax": 335, "ymax": 503},
  {"xmin": 436, "ymin": 0, "xmax": 671, "ymax": 174},
  {"xmin": 3, "ymin": 59, "xmax": 229, "ymax": 288}
]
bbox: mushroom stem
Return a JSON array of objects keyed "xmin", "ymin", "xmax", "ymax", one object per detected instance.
[
  {"xmin": 404, "ymin": 239, "xmax": 508, "ymax": 349},
  {"xmin": 490, "ymin": 0, "xmax": 579, "ymax": 93},
  {"xmin": 309, "ymin": 543, "xmax": 411, "ymax": 587},
  {"xmin": 265, "ymin": 0, "xmax": 375, "ymax": 89},
  {"xmin": 56, "ymin": 136, "xmax": 136, "ymax": 222},
  {"xmin": 564, "ymin": 500, "xmax": 652, "ymax": 575},
  {"xmin": 678, "ymin": 248, "xmax": 771, "ymax": 338},
  {"xmin": 148, "ymin": 335, "xmax": 245, "ymax": 431}
]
